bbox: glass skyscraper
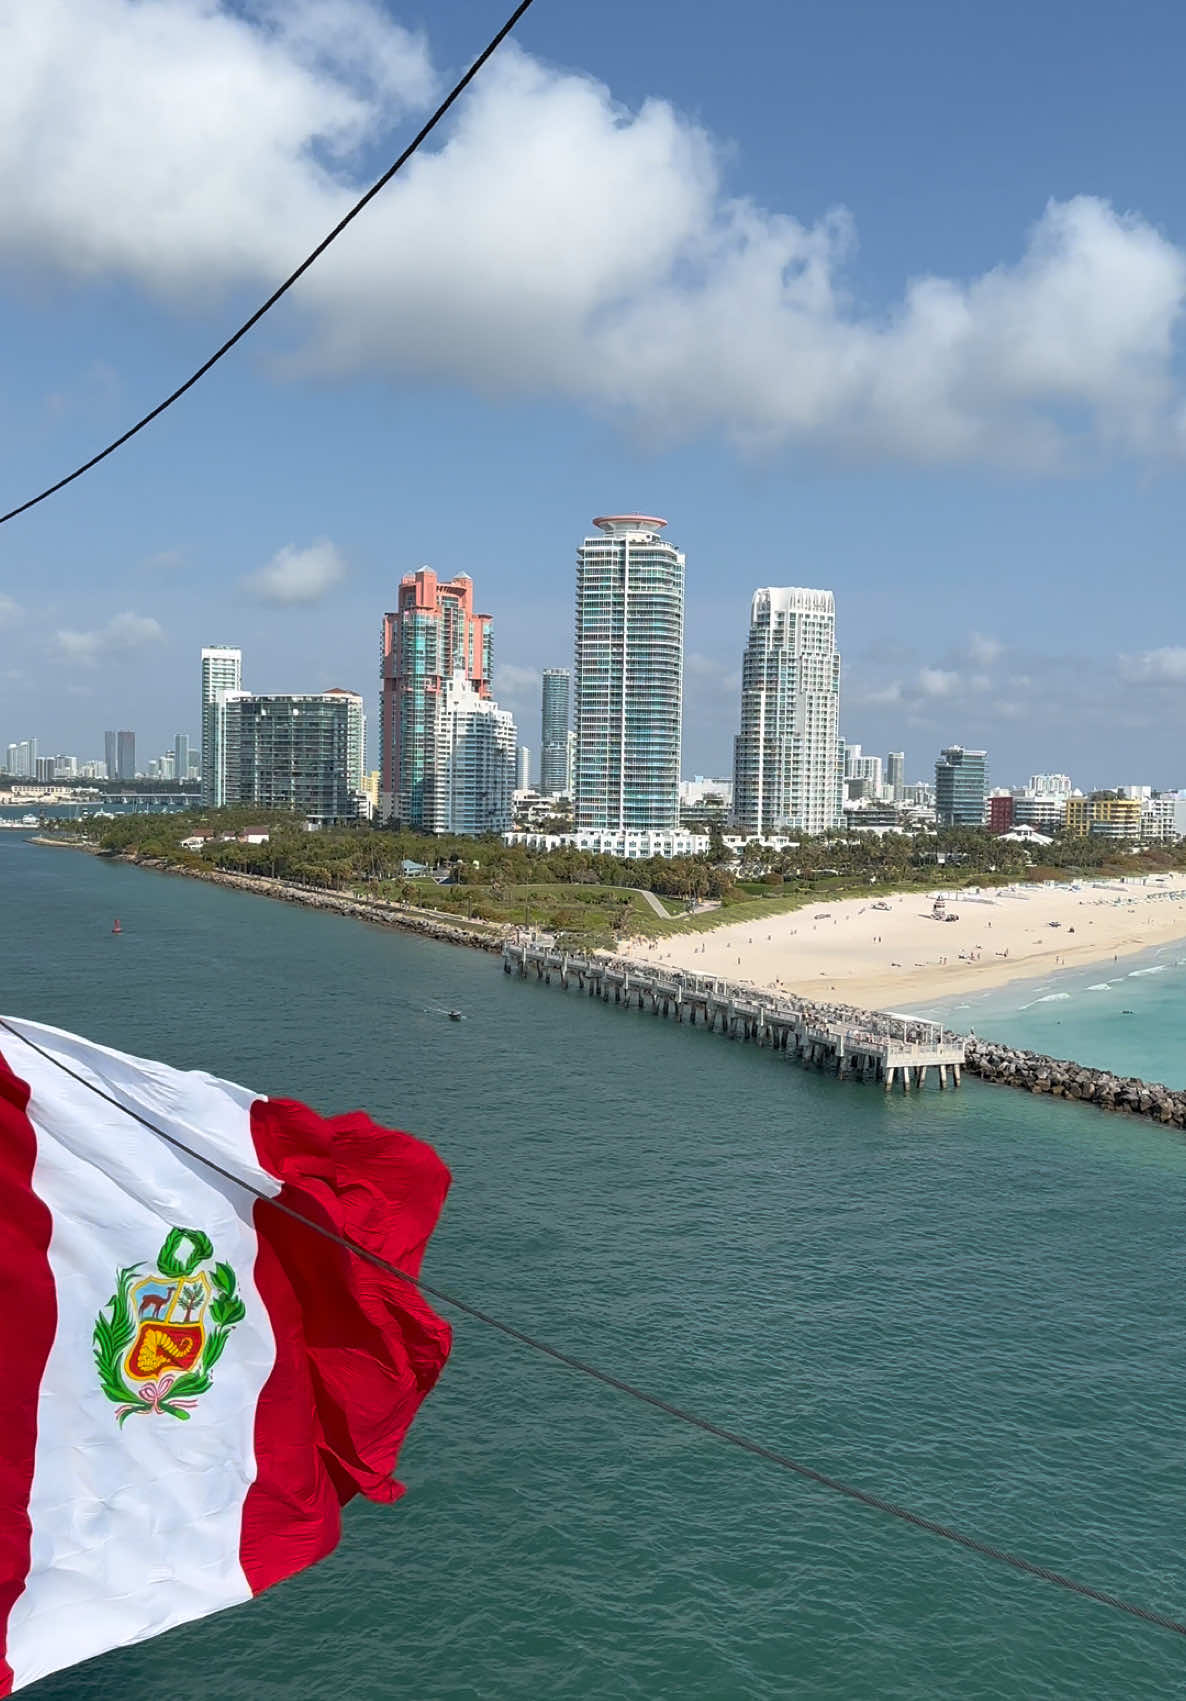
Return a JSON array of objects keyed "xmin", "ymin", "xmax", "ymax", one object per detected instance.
[
  {"xmin": 733, "ymin": 588, "xmax": 840, "ymax": 836},
  {"xmin": 200, "ymin": 646, "xmax": 243, "ymax": 805},
  {"xmin": 379, "ymin": 569, "xmax": 515, "ymax": 834},
  {"xmin": 224, "ymin": 690, "xmax": 365, "ymax": 824},
  {"xmin": 934, "ymin": 746, "xmax": 988, "ymax": 826},
  {"xmin": 886, "ymin": 751, "xmax": 905, "ymax": 802},
  {"xmin": 539, "ymin": 668, "xmax": 571, "ymax": 796},
  {"xmin": 573, "ymin": 515, "xmax": 684, "ymax": 831}
]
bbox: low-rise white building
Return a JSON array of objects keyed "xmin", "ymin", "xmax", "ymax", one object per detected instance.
[
  {"xmin": 1142, "ymin": 791, "xmax": 1186, "ymax": 841},
  {"xmin": 506, "ymin": 829, "xmax": 709, "ymax": 859}
]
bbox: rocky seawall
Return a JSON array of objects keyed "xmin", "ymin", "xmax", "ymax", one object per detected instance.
[
  {"xmin": 965, "ymin": 1038, "xmax": 1186, "ymax": 1127},
  {"xmin": 112, "ymin": 856, "xmax": 509, "ymax": 954}
]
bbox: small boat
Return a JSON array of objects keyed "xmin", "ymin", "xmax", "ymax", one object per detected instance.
[
  {"xmin": 111, "ymin": 919, "xmax": 122, "ymax": 935},
  {"xmin": 447, "ymin": 1010, "xmax": 463, "ymax": 1022}
]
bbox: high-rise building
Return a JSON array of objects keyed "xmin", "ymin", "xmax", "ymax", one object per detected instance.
[
  {"xmin": 516, "ymin": 745, "xmax": 531, "ymax": 792},
  {"xmin": 886, "ymin": 751, "xmax": 905, "ymax": 802},
  {"xmin": 934, "ymin": 746, "xmax": 988, "ymax": 826},
  {"xmin": 224, "ymin": 690, "xmax": 365, "ymax": 824},
  {"xmin": 434, "ymin": 677, "xmax": 516, "ymax": 835},
  {"xmin": 573, "ymin": 515, "xmax": 684, "ymax": 831},
  {"xmin": 104, "ymin": 731, "xmax": 117, "ymax": 782},
  {"xmin": 201, "ymin": 646, "xmax": 243, "ymax": 806},
  {"xmin": 174, "ymin": 733, "xmax": 190, "ymax": 787},
  {"xmin": 7, "ymin": 739, "xmax": 38, "ymax": 778},
  {"xmin": 199, "ymin": 649, "xmax": 239, "ymax": 809},
  {"xmin": 116, "ymin": 731, "xmax": 135, "ymax": 781},
  {"xmin": 379, "ymin": 569, "xmax": 492, "ymax": 826},
  {"xmin": 540, "ymin": 668, "xmax": 571, "ymax": 796},
  {"xmin": 733, "ymin": 587, "xmax": 840, "ymax": 836}
]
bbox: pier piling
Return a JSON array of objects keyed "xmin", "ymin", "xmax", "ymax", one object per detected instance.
[{"xmin": 502, "ymin": 944, "xmax": 965, "ymax": 1100}]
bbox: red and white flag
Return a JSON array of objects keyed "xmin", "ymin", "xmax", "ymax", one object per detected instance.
[{"xmin": 0, "ymin": 1016, "xmax": 452, "ymax": 1695}]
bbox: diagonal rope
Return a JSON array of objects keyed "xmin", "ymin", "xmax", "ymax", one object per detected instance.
[
  {"xmin": 0, "ymin": 0, "xmax": 538, "ymax": 527},
  {"xmin": 2, "ymin": 1011, "xmax": 1184, "ymax": 1637}
]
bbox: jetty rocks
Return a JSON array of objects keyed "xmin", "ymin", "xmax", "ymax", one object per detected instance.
[
  {"xmin": 128, "ymin": 857, "xmax": 506, "ymax": 954},
  {"xmin": 965, "ymin": 1039, "xmax": 1186, "ymax": 1126}
]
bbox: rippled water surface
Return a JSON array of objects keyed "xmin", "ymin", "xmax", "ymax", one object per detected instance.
[{"xmin": 5, "ymin": 837, "xmax": 1186, "ymax": 1699}]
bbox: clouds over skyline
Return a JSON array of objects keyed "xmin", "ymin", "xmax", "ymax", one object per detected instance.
[
  {"xmin": 241, "ymin": 539, "xmax": 347, "ymax": 604},
  {"xmin": 53, "ymin": 611, "xmax": 164, "ymax": 663},
  {"xmin": 3, "ymin": 3, "xmax": 1186, "ymax": 467},
  {"xmin": 1119, "ymin": 646, "xmax": 1186, "ymax": 684}
]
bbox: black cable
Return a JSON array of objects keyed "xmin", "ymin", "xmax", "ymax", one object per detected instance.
[
  {"xmin": 3, "ymin": 1011, "xmax": 1184, "ymax": 1639},
  {"xmin": 0, "ymin": 0, "xmax": 538, "ymax": 528}
]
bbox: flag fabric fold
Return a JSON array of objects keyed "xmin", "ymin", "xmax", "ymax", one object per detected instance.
[{"xmin": 0, "ymin": 1016, "xmax": 451, "ymax": 1695}]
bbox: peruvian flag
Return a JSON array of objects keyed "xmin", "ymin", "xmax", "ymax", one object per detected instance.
[{"xmin": 0, "ymin": 1016, "xmax": 451, "ymax": 1694}]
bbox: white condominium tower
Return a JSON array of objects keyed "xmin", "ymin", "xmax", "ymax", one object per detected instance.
[
  {"xmin": 200, "ymin": 645, "xmax": 242, "ymax": 806},
  {"xmin": 733, "ymin": 587, "xmax": 840, "ymax": 835},
  {"xmin": 573, "ymin": 515, "xmax": 684, "ymax": 831}
]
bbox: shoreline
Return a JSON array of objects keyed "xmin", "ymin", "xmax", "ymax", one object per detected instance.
[
  {"xmin": 631, "ymin": 873, "xmax": 1186, "ymax": 1008},
  {"xmin": 32, "ymin": 840, "xmax": 509, "ymax": 954}
]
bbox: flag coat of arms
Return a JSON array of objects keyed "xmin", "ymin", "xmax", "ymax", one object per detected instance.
[{"xmin": 0, "ymin": 1016, "xmax": 452, "ymax": 1695}]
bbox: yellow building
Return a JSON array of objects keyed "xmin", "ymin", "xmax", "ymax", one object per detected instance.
[{"xmin": 1064, "ymin": 794, "xmax": 1142, "ymax": 839}]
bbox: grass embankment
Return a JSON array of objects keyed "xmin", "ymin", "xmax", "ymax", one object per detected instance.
[{"xmin": 356, "ymin": 878, "xmax": 684, "ymax": 944}]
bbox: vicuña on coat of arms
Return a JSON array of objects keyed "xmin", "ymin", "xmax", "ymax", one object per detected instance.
[{"xmin": 93, "ymin": 1226, "xmax": 246, "ymax": 1424}]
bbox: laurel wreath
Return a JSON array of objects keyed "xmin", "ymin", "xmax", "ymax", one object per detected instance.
[{"xmin": 93, "ymin": 1231, "xmax": 246, "ymax": 1425}]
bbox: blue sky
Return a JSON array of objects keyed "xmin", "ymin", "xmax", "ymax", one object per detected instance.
[{"xmin": 3, "ymin": 0, "xmax": 1186, "ymax": 788}]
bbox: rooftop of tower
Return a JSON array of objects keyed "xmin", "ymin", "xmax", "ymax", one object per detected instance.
[{"xmin": 592, "ymin": 514, "xmax": 668, "ymax": 535}]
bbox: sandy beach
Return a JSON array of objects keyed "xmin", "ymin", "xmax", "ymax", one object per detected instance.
[{"xmin": 630, "ymin": 874, "xmax": 1186, "ymax": 1009}]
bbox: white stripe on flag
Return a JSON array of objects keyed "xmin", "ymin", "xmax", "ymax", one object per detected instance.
[{"xmin": 1, "ymin": 1020, "xmax": 280, "ymax": 1691}]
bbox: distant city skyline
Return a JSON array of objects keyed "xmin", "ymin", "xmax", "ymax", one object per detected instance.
[{"xmin": 9, "ymin": 5, "xmax": 1186, "ymax": 786}]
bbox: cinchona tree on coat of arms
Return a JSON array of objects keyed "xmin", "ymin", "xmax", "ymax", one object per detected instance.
[{"xmin": 93, "ymin": 1226, "xmax": 247, "ymax": 1424}]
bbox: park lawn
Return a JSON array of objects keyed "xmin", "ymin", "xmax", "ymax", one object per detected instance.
[{"xmin": 359, "ymin": 877, "xmax": 662, "ymax": 935}]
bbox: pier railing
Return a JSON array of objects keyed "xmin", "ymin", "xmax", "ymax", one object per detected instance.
[{"xmin": 502, "ymin": 943, "xmax": 965, "ymax": 1094}]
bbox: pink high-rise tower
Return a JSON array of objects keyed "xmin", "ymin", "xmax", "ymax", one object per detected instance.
[{"xmin": 379, "ymin": 570, "xmax": 493, "ymax": 825}]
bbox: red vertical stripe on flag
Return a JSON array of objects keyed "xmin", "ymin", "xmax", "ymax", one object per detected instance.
[
  {"xmin": 241, "ymin": 1098, "xmax": 451, "ymax": 1595},
  {"xmin": 0, "ymin": 1051, "xmax": 57, "ymax": 1698}
]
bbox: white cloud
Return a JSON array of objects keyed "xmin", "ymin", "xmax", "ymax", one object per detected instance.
[
  {"xmin": 1120, "ymin": 645, "xmax": 1186, "ymax": 682},
  {"xmin": 0, "ymin": 595, "xmax": 22, "ymax": 628},
  {"xmin": 861, "ymin": 682, "xmax": 904, "ymax": 706},
  {"xmin": 1, "ymin": 4, "xmax": 1185, "ymax": 465},
  {"xmin": 917, "ymin": 667, "xmax": 961, "ymax": 697},
  {"xmin": 242, "ymin": 539, "xmax": 346, "ymax": 604},
  {"xmin": 967, "ymin": 633, "xmax": 1003, "ymax": 665},
  {"xmin": 685, "ymin": 652, "xmax": 741, "ymax": 697},
  {"xmin": 492, "ymin": 663, "xmax": 541, "ymax": 714},
  {"xmin": 54, "ymin": 610, "xmax": 164, "ymax": 662}
]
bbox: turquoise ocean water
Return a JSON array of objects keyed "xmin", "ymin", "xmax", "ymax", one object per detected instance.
[
  {"xmin": 5, "ymin": 835, "xmax": 1186, "ymax": 1699},
  {"xmin": 910, "ymin": 937, "xmax": 1186, "ymax": 1090}
]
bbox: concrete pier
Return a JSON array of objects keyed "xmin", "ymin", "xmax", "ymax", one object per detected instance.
[{"xmin": 502, "ymin": 943, "xmax": 965, "ymax": 1094}]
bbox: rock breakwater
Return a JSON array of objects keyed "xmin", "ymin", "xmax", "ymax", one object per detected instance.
[
  {"xmin": 122, "ymin": 857, "xmax": 508, "ymax": 953},
  {"xmin": 965, "ymin": 1038, "xmax": 1186, "ymax": 1127}
]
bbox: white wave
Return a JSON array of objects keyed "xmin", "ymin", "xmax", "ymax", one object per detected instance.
[
  {"xmin": 1129, "ymin": 965, "xmax": 1169, "ymax": 977},
  {"xmin": 1034, "ymin": 993, "xmax": 1072, "ymax": 1003},
  {"xmin": 1086, "ymin": 983, "xmax": 1112, "ymax": 991}
]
